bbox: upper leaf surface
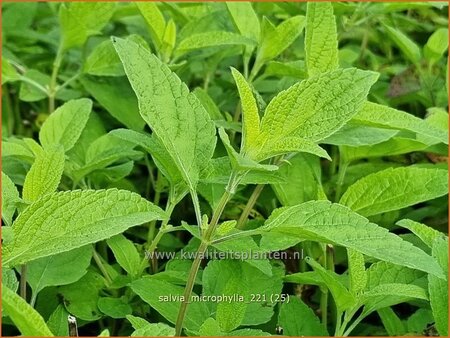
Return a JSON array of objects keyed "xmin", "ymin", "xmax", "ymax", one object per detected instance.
[
  {"xmin": 3, "ymin": 189, "xmax": 165, "ymax": 267},
  {"xmin": 2, "ymin": 171, "xmax": 20, "ymax": 226},
  {"xmin": 113, "ymin": 37, "xmax": 216, "ymax": 191},
  {"xmin": 305, "ymin": 2, "xmax": 339, "ymax": 76},
  {"xmin": 340, "ymin": 167, "xmax": 448, "ymax": 217}
]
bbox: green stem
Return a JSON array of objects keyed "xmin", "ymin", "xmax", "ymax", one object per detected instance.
[
  {"xmin": 20, "ymin": 265, "xmax": 27, "ymax": 300},
  {"xmin": 335, "ymin": 152, "xmax": 349, "ymax": 202},
  {"xmin": 190, "ymin": 190, "xmax": 203, "ymax": 236},
  {"xmin": 58, "ymin": 72, "xmax": 80, "ymax": 91},
  {"xmin": 48, "ymin": 46, "xmax": 64, "ymax": 113},
  {"xmin": 175, "ymin": 186, "xmax": 234, "ymax": 336},
  {"xmin": 236, "ymin": 184, "xmax": 264, "ymax": 229},
  {"xmin": 211, "ymin": 228, "xmax": 263, "ymax": 245},
  {"xmin": 343, "ymin": 312, "xmax": 366, "ymax": 336},
  {"xmin": 93, "ymin": 249, "xmax": 113, "ymax": 285},
  {"xmin": 19, "ymin": 76, "xmax": 48, "ymax": 95}
]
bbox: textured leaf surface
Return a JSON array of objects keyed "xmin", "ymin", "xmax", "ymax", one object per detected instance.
[
  {"xmin": 27, "ymin": 246, "xmax": 92, "ymax": 295},
  {"xmin": 347, "ymin": 248, "xmax": 367, "ymax": 296},
  {"xmin": 107, "ymin": 234, "xmax": 142, "ymax": 278},
  {"xmin": 4, "ymin": 189, "xmax": 165, "ymax": 267},
  {"xmin": 278, "ymin": 297, "xmax": 328, "ymax": 336},
  {"xmin": 22, "ymin": 144, "xmax": 65, "ymax": 202},
  {"xmin": 2, "ymin": 171, "xmax": 20, "ymax": 226},
  {"xmin": 354, "ymin": 102, "xmax": 448, "ymax": 144},
  {"xmin": 136, "ymin": 2, "xmax": 165, "ymax": 48},
  {"xmin": 366, "ymin": 261, "xmax": 426, "ymax": 290},
  {"xmin": 226, "ymin": 2, "xmax": 260, "ymax": 42},
  {"xmin": 113, "ymin": 37, "xmax": 216, "ymax": 192},
  {"xmin": 39, "ymin": 98, "xmax": 92, "ymax": 151},
  {"xmin": 2, "ymin": 285, "xmax": 54, "ymax": 336},
  {"xmin": 397, "ymin": 219, "xmax": 443, "ymax": 249},
  {"xmin": 428, "ymin": 236, "xmax": 448, "ymax": 336},
  {"xmin": 263, "ymin": 201, "xmax": 443, "ymax": 277},
  {"xmin": 305, "ymin": 2, "xmax": 339, "ymax": 76},
  {"xmin": 340, "ymin": 167, "xmax": 448, "ymax": 217},
  {"xmin": 323, "ymin": 123, "xmax": 398, "ymax": 146}
]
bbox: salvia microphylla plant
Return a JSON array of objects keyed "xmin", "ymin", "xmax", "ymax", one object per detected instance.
[{"xmin": 1, "ymin": 1, "xmax": 448, "ymax": 337}]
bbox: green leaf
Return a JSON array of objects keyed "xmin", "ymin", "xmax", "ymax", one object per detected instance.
[
  {"xmin": 226, "ymin": 2, "xmax": 260, "ymax": 42},
  {"xmin": 22, "ymin": 144, "xmax": 65, "ymax": 203},
  {"xmin": 407, "ymin": 308, "xmax": 435, "ymax": 335},
  {"xmin": 428, "ymin": 236, "xmax": 449, "ymax": 336},
  {"xmin": 2, "ymin": 171, "xmax": 20, "ymax": 226},
  {"xmin": 84, "ymin": 40, "xmax": 125, "ymax": 76},
  {"xmin": 59, "ymin": 270, "xmax": 105, "ymax": 321},
  {"xmin": 136, "ymin": 2, "xmax": 166, "ymax": 49},
  {"xmin": 176, "ymin": 31, "xmax": 256, "ymax": 56},
  {"xmin": 27, "ymin": 246, "xmax": 92, "ymax": 295},
  {"xmin": 161, "ymin": 19, "xmax": 176, "ymax": 60},
  {"xmin": 263, "ymin": 201, "xmax": 444, "ymax": 277},
  {"xmin": 80, "ymin": 76, "xmax": 144, "ymax": 131},
  {"xmin": 216, "ymin": 262, "xmax": 247, "ymax": 332},
  {"xmin": 106, "ymin": 234, "xmax": 142, "ymax": 278},
  {"xmin": 377, "ymin": 307, "xmax": 406, "ymax": 336},
  {"xmin": 230, "ymin": 67, "xmax": 260, "ymax": 153},
  {"xmin": 131, "ymin": 276, "xmax": 210, "ymax": 331},
  {"xmin": 2, "ymin": 285, "xmax": 54, "ymax": 336},
  {"xmin": 198, "ymin": 318, "xmax": 223, "ymax": 336},
  {"xmin": 47, "ymin": 305, "xmax": 70, "ymax": 336},
  {"xmin": 2, "ymin": 59, "xmax": 20, "ymax": 84},
  {"xmin": 366, "ymin": 261, "xmax": 426, "ymax": 289},
  {"xmin": 340, "ymin": 167, "xmax": 448, "ymax": 217},
  {"xmin": 424, "ymin": 28, "xmax": 449, "ymax": 63},
  {"xmin": 113, "ymin": 37, "xmax": 216, "ymax": 195},
  {"xmin": 305, "ymin": 2, "xmax": 339, "ymax": 76},
  {"xmin": 306, "ymin": 257, "xmax": 356, "ymax": 312},
  {"xmin": 397, "ymin": 219, "xmax": 443, "ymax": 249},
  {"xmin": 383, "ymin": 24, "xmax": 422, "ymax": 64},
  {"xmin": 347, "ymin": 248, "xmax": 367, "ymax": 296},
  {"xmin": 132, "ymin": 323, "xmax": 175, "ymax": 337},
  {"xmin": 39, "ymin": 98, "xmax": 92, "ymax": 151},
  {"xmin": 3, "ymin": 189, "xmax": 165, "ymax": 267},
  {"xmin": 278, "ymin": 297, "xmax": 328, "ymax": 336},
  {"xmin": 354, "ymin": 102, "xmax": 448, "ymax": 145},
  {"xmin": 323, "ymin": 123, "xmax": 398, "ymax": 146},
  {"xmin": 98, "ymin": 297, "xmax": 132, "ymax": 319},
  {"xmin": 248, "ymin": 68, "xmax": 378, "ymax": 161},
  {"xmin": 2, "ymin": 268, "xmax": 19, "ymax": 292},
  {"xmin": 59, "ymin": 2, "xmax": 116, "ymax": 50}
]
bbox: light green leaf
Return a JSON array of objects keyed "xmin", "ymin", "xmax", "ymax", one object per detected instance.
[
  {"xmin": 397, "ymin": 219, "xmax": 443, "ymax": 249},
  {"xmin": 136, "ymin": 2, "xmax": 166, "ymax": 49},
  {"xmin": 278, "ymin": 297, "xmax": 328, "ymax": 336},
  {"xmin": 428, "ymin": 236, "xmax": 448, "ymax": 336},
  {"xmin": 127, "ymin": 315, "xmax": 151, "ymax": 330},
  {"xmin": 2, "ymin": 268, "xmax": 19, "ymax": 292},
  {"xmin": 113, "ymin": 37, "xmax": 216, "ymax": 196},
  {"xmin": 27, "ymin": 246, "xmax": 92, "ymax": 295},
  {"xmin": 22, "ymin": 144, "xmax": 65, "ymax": 202},
  {"xmin": 198, "ymin": 318, "xmax": 223, "ymax": 336},
  {"xmin": 407, "ymin": 308, "xmax": 434, "ymax": 335},
  {"xmin": 176, "ymin": 31, "xmax": 256, "ymax": 56},
  {"xmin": 249, "ymin": 68, "xmax": 378, "ymax": 160},
  {"xmin": 226, "ymin": 2, "xmax": 260, "ymax": 42},
  {"xmin": 366, "ymin": 261, "xmax": 426, "ymax": 289},
  {"xmin": 3, "ymin": 189, "xmax": 165, "ymax": 267},
  {"xmin": 2, "ymin": 285, "xmax": 54, "ymax": 336},
  {"xmin": 323, "ymin": 123, "xmax": 398, "ymax": 146},
  {"xmin": 383, "ymin": 24, "xmax": 421, "ymax": 64},
  {"xmin": 2, "ymin": 171, "xmax": 20, "ymax": 226},
  {"xmin": 231, "ymin": 67, "xmax": 260, "ymax": 153},
  {"xmin": 106, "ymin": 234, "xmax": 142, "ymax": 278},
  {"xmin": 131, "ymin": 276, "xmax": 210, "ymax": 331},
  {"xmin": 306, "ymin": 256, "xmax": 356, "ymax": 311},
  {"xmin": 84, "ymin": 40, "xmax": 125, "ymax": 76},
  {"xmin": 340, "ymin": 167, "xmax": 448, "ymax": 217},
  {"xmin": 59, "ymin": 2, "xmax": 116, "ymax": 50},
  {"xmin": 263, "ymin": 201, "xmax": 444, "ymax": 277},
  {"xmin": 47, "ymin": 305, "xmax": 70, "ymax": 336},
  {"xmin": 354, "ymin": 102, "xmax": 448, "ymax": 145},
  {"xmin": 377, "ymin": 307, "xmax": 406, "ymax": 336},
  {"xmin": 284, "ymin": 271, "xmax": 327, "ymax": 289},
  {"xmin": 2, "ymin": 59, "xmax": 20, "ymax": 84},
  {"xmin": 132, "ymin": 322, "xmax": 175, "ymax": 337},
  {"xmin": 305, "ymin": 2, "xmax": 339, "ymax": 76},
  {"xmin": 161, "ymin": 19, "xmax": 176, "ymax": 60},
  {"xmin": 39, "ymin": 98, "xmax": 92, "ymax": 151},
  {"xmin": 347, "ymin": 248, "xmax": 367, "ymax": 296},
  {"xmin": 98, "ymin": 297, "xmax": 132, "ymax": 319},
  {"xmin": 216, "ymin": 262, "xmax": 247, "ymax": 332},
  {"xmin": 424, "ymin": 28, "xmax": 449, "ymax": 63}
]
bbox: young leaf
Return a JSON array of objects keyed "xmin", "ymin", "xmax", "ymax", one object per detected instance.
[
  {"xmin": 383, "ymin": 24, "xmax": 421, "ymax": 64},
  {"xmin": 98, "ymin": 297, "xmax": 132, "ymax": 319},
  {"xmin": 323, "ymin": 123, "xmax": 398, "ymax": 147},
  {"xmin": 347, "ymin": 248, "xmax": 367, "ymax": 296},
  {"xmin": 2, "ymin": 285, "xmax": 54, "ymax": 336},
  {"xmin": 39, "ymin": 98, "xmax": 92, "ymax": 151},
  {"xmin": 263, "ymin": 201, "xmax": 444, "ymax": 277},
  {"xmin": 397, "ymin": 219, "xmax": 443, "ymax": 249},
  {"xmin": 306, "ymin": 256, "xmax": 356, "ymax": 311},
  {"xmin": 354, "ymin": 102, "xmax": 448, "ymax": 145},
  {"xmin": 366, "ymin": 261, "xmax": 426, "ymax": 289},
  {"xmin": 226, "ymin": 2, "xmax": 260, "ymax": 42},
  {"xmin": 428, "ymin": 236, "xmax": 449, "ymax": 336},
  {"xmin": 106, "ymin": 234, "xmax": 142, "ymax": 278},
  {"xmin": 377, "ymin": 307, "xmax": 406, "ymax": 336},
  {"xmin": 59, "ymin": 2, "xmax": 115, "ymax": 50},
  {"xmin": 26, "ymin": 246, "xmax": 92, "ymax": 295},
  {"xmin": 47, "ymin": 305, "xmax": 70, "ymax": 336},
  {"xmin": 22, "ymin": 144, "xmax": 65, "ymax": 202},
  {"xmin": 131, "ymin": 323, "xmax": 175, "ymax": 337},
  {"xmin": 278, "ymin": 297, "xmax": 328, "ymax": 336},
  {"xmin": 305, "ymin": 2, "xmax": 339, "ymax": 76},
  {"xmin": 113, "ymin": 37, "xmax": 216, "ymax": 195},
  {"xmin": 131, "ymin": 276, "xmax": 210, "ymax": 331},
  {"xmin": 2, "ymin": 171, "xmax": 20, "ymax": 226},
  {"xmin": 340, "ymin": 167, "xmax": 448, "ymax": 217},
  {"xmin": 424, "ymin": 28, "xmax": 449, "ymax": 63},
  {"xmin": 136, "ymin": 2, "xmax": 166, "ymax": 49},
  {"xmin": 2, "ymin": 58, "xmax": 20, "ymax": 84},
  {"xmin": 84, "ymin": 40, "xmax": 125, "ymax": 76},
  {"xmin": 3, "ymin": 189, "xmax": 165, "ymax": 267}
]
